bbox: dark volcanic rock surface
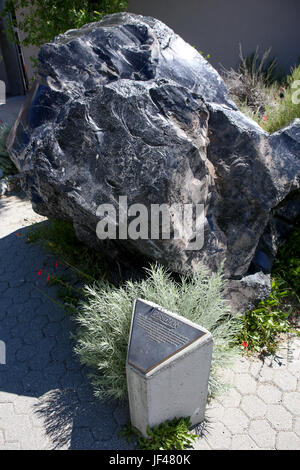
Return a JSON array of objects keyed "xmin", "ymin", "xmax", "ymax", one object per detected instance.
[{"xmin": 8, "ymin": 13, "xmax": 300, "ymax": 313}]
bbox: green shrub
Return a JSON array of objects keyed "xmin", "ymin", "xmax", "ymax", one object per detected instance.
[
  {"xmin": 223, "ymin": 47, "xmax": 300, "ymax": 132},
  {"xmin": 120, "ymin": 417, "xmax": 198, "ymax": 450},
  {"xmin": 26, "ymin": 218, "xmax": 112, "ymax": 312},
  {"xmin": 273, "ymin": 224, "xmax": 300, "ymax": 296},
  {"xmin": 237, "ymin": 278, "xmax": 292, "ymax": 354},
  {"xmin": 27, "ymin": 219, "xmax": 109, "ymax": 283},
  {"xmin": 74, "ymin": 264, "xmax": 241, "ymax": 402},
  {"xmin": 0, "ymin": 124, "xmax": 17, "ymax": 177},
  {"xmin": 3, "ymin": 0, "xmax": 128, "ymax": 47},
  {"xmin": 264, "ymin": 65, "xmax": 300, "ymax": 133},
  {"xmin": 238, "ymin": 224, "xmax": 300, "ymax": 354}
]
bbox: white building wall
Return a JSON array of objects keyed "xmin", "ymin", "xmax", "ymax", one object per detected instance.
[{"xmin": 15, "ymin": 7, "xmax": 39, "ymax": 85}]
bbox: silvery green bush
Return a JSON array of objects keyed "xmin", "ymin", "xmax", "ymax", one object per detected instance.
[{"xmin": 74, "ymin": 264, "xmax": 241, "ymax": 401}]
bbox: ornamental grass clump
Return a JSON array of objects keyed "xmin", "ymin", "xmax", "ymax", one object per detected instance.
[
  {"xmin": 74, "ymin": 264, "xmax": 241, "ymax": 401},
  {"xmin": 264, "ymin": 64, "xmax": 300, "ymax": 133},
  {"xmin": 221, "ymin": 46, "xmax": 279, "ymax": 120}
]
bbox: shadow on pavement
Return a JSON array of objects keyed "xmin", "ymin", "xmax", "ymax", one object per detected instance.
[{"xmin": 0, "ymin": 222, "xmax": 132, "ymax": 449}]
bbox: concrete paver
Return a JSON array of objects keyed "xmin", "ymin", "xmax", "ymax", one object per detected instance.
[
  {"xmin": 0, "ymin": 194, "xmax": 132, "ymax": 450},
  {"xmin": 197, "ymin": 338, "xmax": 300, "ymax": 449}
]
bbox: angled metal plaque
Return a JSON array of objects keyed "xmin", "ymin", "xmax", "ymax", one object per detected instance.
[{"xmin": 127, "ymin": 299, "xmax": 206, "ymax": 374}]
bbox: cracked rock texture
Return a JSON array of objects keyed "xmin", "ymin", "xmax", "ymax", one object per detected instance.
[{"xmin": 8, "ymin": 12, "xmax": 300, "ymax": 312}]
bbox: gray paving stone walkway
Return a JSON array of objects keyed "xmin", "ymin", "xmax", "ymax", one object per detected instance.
[
  {"xmin": 0, "ymin": 192, "xmax": 299, "ymax": 450},
  {"xmin": 0, "ymin": 194, "xmax": 132, "ymax": 450},
  {"xmin": 195, "ymin": 337, "xmax": 300, "ymax": 450}
]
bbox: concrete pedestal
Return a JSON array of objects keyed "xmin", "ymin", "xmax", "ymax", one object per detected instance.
[{"xmin": 126, "ymin": 298, "xmax": 213, "ymax": 437}]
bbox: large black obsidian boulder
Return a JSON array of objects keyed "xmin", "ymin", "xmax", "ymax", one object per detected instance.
[{"xmin": 8, "ymin": 13, "xmax": 300, "ymax": 312}]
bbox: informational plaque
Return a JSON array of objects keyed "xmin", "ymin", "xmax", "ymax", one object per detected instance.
[{"xmin": 127, "ymin": 298, "xmax": 206, "ymax": 374}]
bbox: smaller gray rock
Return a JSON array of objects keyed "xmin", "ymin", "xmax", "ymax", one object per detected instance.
[{"xmin": 224, "ymin": 272, "xmax": 271, "ymax": 314}]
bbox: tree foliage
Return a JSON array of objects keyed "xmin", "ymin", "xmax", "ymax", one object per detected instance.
[{"xmin": 2, "ymin": 0, "xmax": 128, "ymax": 47}]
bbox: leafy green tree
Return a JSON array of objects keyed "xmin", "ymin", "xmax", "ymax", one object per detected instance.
[{"xmin": 2, "ymin": 0, "xmax": 128, "ymax": 47}]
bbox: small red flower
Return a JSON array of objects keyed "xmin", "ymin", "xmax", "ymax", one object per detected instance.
[
  {"xmin": 242, "ymin": 341, "xmax": 248, "ymax": 348},
  {"xmin": 262, "ymin": 113, "xmax": 267, "ymax": 127},
  {"xmin": 55, "ymin": 261, "xmax": 58, "ymax": 268},
  {"xmin": 37, "ymin": 269, "xmax": 42, "ymax": 276},
  {"xmin": 16, "ymin": 232, "xmax": 21, "ymax": 237},
  {"xmin": 46, "ymin": 275, "xmax": 50, "ymax": 283}
]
